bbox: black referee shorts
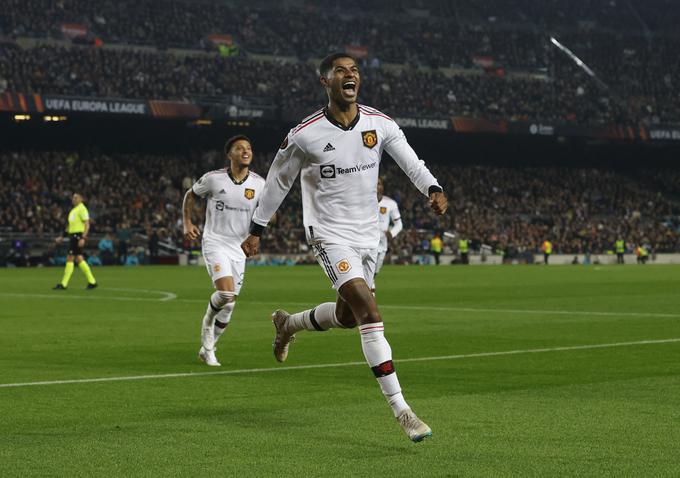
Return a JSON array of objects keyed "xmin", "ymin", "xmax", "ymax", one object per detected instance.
[{"xmin": 68, "ymin": 233, "xmax": 84, "ymax": 256}]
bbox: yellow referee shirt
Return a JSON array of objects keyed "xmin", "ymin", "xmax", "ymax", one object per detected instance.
[{"xmin": 67, "ymin": 203, "xmax": 89, "ymax": 234}]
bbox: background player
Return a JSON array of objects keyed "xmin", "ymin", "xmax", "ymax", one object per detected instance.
[
  {"xmin": 241, "ymin": 53, "xmax": 448, "ymax": 442},
  {"xmin": 53, "ymin": 193, "xmax": 97, "ymax": 290},
  {"xmin": 376, "ymin": 177, "xmax": 402, "ymax": 278},
  {"xmin": 182, "ymin": 135, "xmax": 265, "ymax": 367}
]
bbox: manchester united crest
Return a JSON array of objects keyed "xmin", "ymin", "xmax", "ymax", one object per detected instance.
[
  {"xmin": 380, "ymin": 207, "xmax": 387, "ymax": 214},
  {"xmin": 336, "ymin": 259, "xmax": 352, "ymax": 274},
  {"xmin": 362, "ymin": 130, "xmax": 378, "ymax": 149},
  {"xmin": 244, "ymin": 188, "xmax": 255, "ymax": 200}
]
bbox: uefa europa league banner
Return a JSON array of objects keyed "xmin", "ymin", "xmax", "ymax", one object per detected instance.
[{"xmin": 0, "ymin": 93, "xmax": 201, "ymax": 119}]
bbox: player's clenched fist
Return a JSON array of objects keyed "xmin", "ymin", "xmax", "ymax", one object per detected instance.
[
  {"xmin": 241, "ymin": 235, "xmax": 260, "ymax": 257},
  {"xmin": 184, "ymin": 222, "xmax": 201, "ymax": 241},
  {"xmin": 429, "ymin": 192, "xmax": 448, "ymax": 215}
]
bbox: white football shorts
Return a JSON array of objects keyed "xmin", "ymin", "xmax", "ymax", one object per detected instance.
[
  {"xmin": 202, "ymin": 247, "xmax": 246, "ymax": 295},
  {"xmin": 311, "ymin": 242, "xmax": 377, "ymax": 291}
]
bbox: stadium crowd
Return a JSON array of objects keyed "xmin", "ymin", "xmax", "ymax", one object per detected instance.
[
  {"xmin": 2, "ymin": 40, "xmax": 677, "ymax": 125},
  {"xmin": 2, "ymin": 149, "xmax": 679, "ymax": 266},
  {"xmin": 1, "ymin": 0, "xmax": 679, "ymax": 124}
]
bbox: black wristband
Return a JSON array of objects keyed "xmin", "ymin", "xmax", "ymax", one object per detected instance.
[
  {"xmin": 428, "ymin": 185, "xmax": 443, "ymax": 195},
  {"xmin": 249, "ymin": 222, "xmax": 265, "ymax": 237}
]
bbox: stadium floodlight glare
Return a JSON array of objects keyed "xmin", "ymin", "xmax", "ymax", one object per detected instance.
[
  {"xmin": 43, "ymin": 115, "xmax": 67, "ymax": 122},
  {"xmin": 550, "ymin": 36, "xmax": 609, "ymax": 90},
  {"xmin": 13, "ymin": 114, "xmax": 31, "ymax": 121}
]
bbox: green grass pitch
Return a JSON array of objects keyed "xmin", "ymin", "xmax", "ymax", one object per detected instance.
[{"xmin": 1, "ymin": 264, "xmax": 679, "ymax": 476}]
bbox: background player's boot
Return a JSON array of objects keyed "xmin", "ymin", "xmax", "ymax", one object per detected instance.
[
  {"xmin": 198, "ymin": 346, "xmax": 220, "ymax": 367},
  {"xmin": 53, "ymin": 284, "xmax": 66, "ymax": 290},
  {"xmin": 201, "ymin": 314, "xmax": 216, "ymax": 351},
  {"xmin": 272, "ymin": 309, "xmax": 295, "ymax": 362},
  {"xmin": 397, "ymin": 409, "xmax": 432, "ymax": 443},
  {"xmin": 86, "ymin": 283, "xmax": 98, "ymax": 290}
]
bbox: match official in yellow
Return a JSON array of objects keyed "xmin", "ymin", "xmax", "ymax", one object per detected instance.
[
  {"xmin": 541, "ymin": 239, "xmax": 553, "ymax": 265},
  {"xmin": 53, "ymin": 193, "xmax": 98, "ymax": 290}
]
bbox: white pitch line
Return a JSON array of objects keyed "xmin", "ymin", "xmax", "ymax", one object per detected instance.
[
  {"xmin": 0, "ymin": 288, "xmax": 177, "ymax": 302},
  {"xmin": 1, "ymin": 293, "xmax": 679, "ymax": 318},
  {"xmin": 1, "ymin": 337, "xmax": 678, "ymax": 389},
  {"xmin": 375, "ymin": 304, "xmax": 680, "ymax": 319},
  {"xmin": 250, "ymin": 301, "xmax": 680, "ymax": 319},
  {"xmin": 107, "ymin": 287, "xmax": 177, "ymax": 301}
]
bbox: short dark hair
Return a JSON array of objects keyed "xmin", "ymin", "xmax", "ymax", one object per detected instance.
[
  {"xmin": 319, "ymin": 52, "xmax": 358, "ymax": 78},
  {"xmin": 224, "ymin": 135, "xmax": 252, "ymax": 157}
]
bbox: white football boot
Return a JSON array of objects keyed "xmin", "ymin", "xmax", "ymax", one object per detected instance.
[
  {"xmin": 271, "ymin": 309, "xmax": 295, "ymax": 362},
  {"xmin": 397, "ymin": 409, "xmax": 432, "ymax": 443},
  {"xmin": 201, "ymin": 313, "xmax": 215, "ymax": 350},
  {"xmin": 198, "ymin": 346, "xmax": 221, "ymax": 367}
]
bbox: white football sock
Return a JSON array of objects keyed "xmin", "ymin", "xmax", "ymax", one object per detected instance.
[
  {"xmin": 214, "ymin": 302, "xmax": 235, "ymax": 344},
  {"xmin": 285, "ymin": 302, "xmax": 340, "ymax": 333},
  {"xmin": 359, "ymin": 322, "xmax": 410, "ymax": 417},
  {"xmin": 205, "ymin": 290, "xmax": 235, "ymax": 322},
  {"xmin": 201, "ymin": 291, "xmax": 235, "ymax": 350}
]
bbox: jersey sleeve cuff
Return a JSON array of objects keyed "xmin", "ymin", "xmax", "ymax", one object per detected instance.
[
  {"xmin": 249, "ymin": 221, "xmax": 266, "ymax": 237},
  {"xmin": 428, "ymin": 185, "xmax": 443, "ymax": 195}
]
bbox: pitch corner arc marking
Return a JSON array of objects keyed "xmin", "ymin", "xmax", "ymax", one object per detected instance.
[{"xmin": 0, "ymin": 288, "xmax": 177, "ymax": 302}]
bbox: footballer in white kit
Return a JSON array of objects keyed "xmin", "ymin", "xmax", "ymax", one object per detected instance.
[
  {"xmin": 376, "ymin": 177, "xmax": 403, "ymax": 276},
  {"xmin": 182, "ymin": 135, "xmax": 265, "ymax": 367},
  {"xmin": 241, "ymin": 53, "xmax": 449, "ymax": 443},
  {"xmin": 249, "ymin": 103, "xmax": 438, "ymax": 291}
]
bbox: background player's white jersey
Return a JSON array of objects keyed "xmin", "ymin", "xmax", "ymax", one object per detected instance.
[
  {"xmin": 192, "ymin": 169, "xmax": 265, "ymax": 258},
  {"xmin": 378, "ymin": 195, "xmax": 402, "ymax": 252},
  {"xmin": 253, "ymin": 105, "xmax": 441, "ymax": 248}
]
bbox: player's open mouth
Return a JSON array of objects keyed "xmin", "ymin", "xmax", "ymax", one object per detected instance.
[{"xmin": 342, "ymin": 81, "xmax": 357, "ymax": 95}]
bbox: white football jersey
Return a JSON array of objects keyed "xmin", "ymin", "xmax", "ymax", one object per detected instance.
[
  {"xmin": 252, "ymin": 105, "xmax": 441, "ymax": 248},
  {"xmin": 192, "ymin": 168, "xmax": 265, "ymax": 258},
  {"xmin": 378, "ymin": 195, "xmax": 402, "ymax": 252}
]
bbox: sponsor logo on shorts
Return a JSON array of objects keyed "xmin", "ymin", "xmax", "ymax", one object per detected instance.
[
  {"xmin": 320, "ymin": 164, "xmax": 336, "ymax": 178},
  {"xmin": 380, "ymin": 206, "xmax": 387, "ymax": 214},
  {"xmin": 362, "ymin": 130, "xmax": 378, "ymax": 149},
  {"xmin": 244, "ymin": 188, "xmax": 255, "ymax": 200},
  {"xmin": 214, "ymin": 263, "xmax": 221, "ymax": 273},
  {"xmin": 336, "ymin": 259, "xmax": 351, "ymax": 274}
]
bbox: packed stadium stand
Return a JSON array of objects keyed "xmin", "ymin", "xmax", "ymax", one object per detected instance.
[
  {"xmin": 1, "ymin": 0, "xmax": 679, "ymax": 124},
  {"xmin": 2, "ymin": 148, "xmax": 679, "ymax": 266},
  {"xmin": 1, "ymin": 0, "xmax": 680, "ymax": 266}
]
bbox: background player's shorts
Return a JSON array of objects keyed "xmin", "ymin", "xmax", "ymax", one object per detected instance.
[
  {"xmin": 68, "ymin": 233, "xmax": 84, "ymax": 255},
  {"xmin": 312, "ymin": 243, "xmax": 377, "ymax": 291},
  {"xmin": 202, "ymin": 248, "xmax": 246, "ymax": 295},
  {"xmin": 376, "ymin": 249, "xmax": 387, "ymax": 274}
]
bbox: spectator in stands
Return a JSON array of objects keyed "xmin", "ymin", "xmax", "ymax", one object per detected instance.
[
  {"xmin": 148, "ymin": 229, "xmax": 159, "ymax": 263},
  {"xmin": 116, "ymin": 222, "xmax": 132, "ymax": 264},
  {"xmin": 98, "ymin": 232, "xmax": 115, "ymax": 265},
  {"xmin": 87, "ymin": 250, "xmax": 103, "ymax": 266}
]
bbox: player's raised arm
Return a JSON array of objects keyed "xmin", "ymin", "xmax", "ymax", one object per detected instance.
[
  {"xmin": 241, "ymin": 135, "xmax": 305, "ymax": 256},
  {"xmin": 383, "ymin": 121, "xmax": 448, "ymax": 215}
]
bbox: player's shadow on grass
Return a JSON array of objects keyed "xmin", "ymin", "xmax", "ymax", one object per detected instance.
[{"xmin": 160, "ymin": 405, "xmax": 422, "ymax": 452}]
